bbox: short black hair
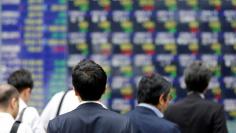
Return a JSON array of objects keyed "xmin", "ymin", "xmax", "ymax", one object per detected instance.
[
  {"xmin": 184, "ymin": 61, "xmax": 212, "ymax": 93},
  {"xmin": 7, "ymin": 69, "xmax": 34, "ymax": 92},
  {"xmin": 137, "ymin": 73, "xmax": 172, "ymax": 106},
  {"xmin": 72, "ymin": 59, "xmax": 107, "ymax": 101},
  {"xmin": 0, "ymin": 84, "xmax": 19, "ymax": 108}
]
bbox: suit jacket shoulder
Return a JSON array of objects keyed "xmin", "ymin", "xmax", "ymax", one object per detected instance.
[
  {"xmin": 165, "ymin": 94, "xmax": 223, "ymax": 117},
  {"xmin": 164, "ymin": 94, "xmax": 228, "ymax": 133},
  {"xmin": 127, "ymin": 106, "xmax": 180, "ymax": 133},
  {"xmin": 48, "ymin": 103, "xmax": 133, "ymax": 133}
]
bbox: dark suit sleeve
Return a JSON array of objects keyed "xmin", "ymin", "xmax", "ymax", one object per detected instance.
[
  {"xmin": 212, "ymin": 105, "xmax": 228, "ymax": 133},
  {"xmin": 47, "ymin": 120, "xmax": 59, "ymax": 133}
]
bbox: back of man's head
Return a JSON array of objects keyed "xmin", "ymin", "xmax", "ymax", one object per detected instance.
[
  {"xmin": 0, "ymin": 84, "xmax": 19, "ymax": 113},
  {"xmin": 184, "ymin": 61, "xmax": 212, "ymax": 93},
  {"xmin": 72, "ymin": 59, "xmax": 107, "ymax": 101},
  {"xmin": 7, "ymin": 69, "xmax": 34, "ymax": 93},
  {"xmin": 137, "ymin": 73, "xmax": 172, "ymax": 106}
]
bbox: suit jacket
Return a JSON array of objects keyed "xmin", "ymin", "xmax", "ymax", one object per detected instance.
[
  {"xmin": 127, "ymin": 106, "xmax": 181, "ymax": 133},
  {"xmin": 164, "ymin": 93, "xmax": 228, "ymax": 133},
  {"xmin": 47, "ymin": 103, "xmax": 133, "ymax": 133}
]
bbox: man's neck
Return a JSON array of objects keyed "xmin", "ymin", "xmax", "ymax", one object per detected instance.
[
  {"xmin": 156, "ymin": 105, "xmax": 164, "ymax": 113},
  {"xmin": 0, "ymin": 109, "xmax": 7, "ymax": 112},
  {"xmin": 0, "ymin": 109, "xmax": 12, "ymax": 116},
  {"xmin": 20, "ymin": 95, "xmax": 27, "ymax": 104}
]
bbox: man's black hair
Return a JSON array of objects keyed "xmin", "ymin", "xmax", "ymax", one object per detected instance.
[
  {"xmin": 72, "ymin": 59, "xmax": 107, "ymax": 101},
  {"xmin": 7, "ymin": 69, "xmax": 34, "ymax": 92},
  {"xmin": 0, "ymin": 84, "xmax": 19, "ymax": 108},
  {"xmin": 137, "ymin": 73, "xmax": 172, "ymax": 106},
  {"xmin": 184, "ymin": 61, "xmax": 212, "ymax": 93}
]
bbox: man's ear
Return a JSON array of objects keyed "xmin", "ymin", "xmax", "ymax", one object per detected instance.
[
  {"xmin": 74, "ymin": 88, "xmax": 80, "ymax": 97},
  {"xmin": 74, "ymin": 89, "xmax": 82, "ymax": 101},
  {"xmin": 22, "ymin": 88, "xmax": 31, "ymax": 103},
  {"xmin": 10, "ymin": 97, "xmax": 19, "ymax": 119},
  {"xmin": 21, "ymin": 88, "xmax": 31, "ymax": 96},
  {"xmin": 27, "ymin": 88, "xmax": 32, "ymax": 94},
  {"xmin": 159, "ymin": 94, "xmax": 165, "ymax": 106},
  {"xmin": 75, "ymin": 90, "xmax": 79, "ymax": 96},
  {"xmin": 10, "ymin": 97, "xmax": 18, "ymax": 110}
]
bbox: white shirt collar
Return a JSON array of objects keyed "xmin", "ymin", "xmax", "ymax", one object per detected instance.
[
  {"xmin": 16, "ymin": 98, "xmax": 28, "ymax": 120},
  {"xmin": 19, "ymin": 98, "xmax": 27, "ymax": 108},
  {"xmin": 188, "ymin": 91, "xmax": 205, "ymax": 99},
  {"xmin": 79, "ymin": 101, "xmax": 107, "ymax": 109},
  {"xmin": 138, "ymin": 103, "xmax": 164, "ymax": 118},
  {"xmin": 19, "ymin": 98, "xmax": 27, "ymax": 112}
]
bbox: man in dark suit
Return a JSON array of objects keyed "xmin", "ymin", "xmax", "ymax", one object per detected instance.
[
  {"xmin": 127, "ymin": 73, "xmax": 181, "ymax": 133},
  {"xmin": 47, "ymin": 59, "xmax": 133, "ymax": 133},
  {"xmin": 164, "ymin": 61, "xmax": 228, "ymax": 133}
]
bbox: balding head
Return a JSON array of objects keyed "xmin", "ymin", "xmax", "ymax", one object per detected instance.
[{"xmin": 0, "ymin": 84, "xmax": 19, "ymax": 109}]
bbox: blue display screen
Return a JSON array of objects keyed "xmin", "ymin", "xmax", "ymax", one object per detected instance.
[{"xmin": 0, "ymin": 0, "xmax": 235, "ymax": 120}]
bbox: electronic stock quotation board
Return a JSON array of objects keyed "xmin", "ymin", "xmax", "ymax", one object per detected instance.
[{"xmin": 0, "ymin": 0, "xmax": 236, "ymax": 120}]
